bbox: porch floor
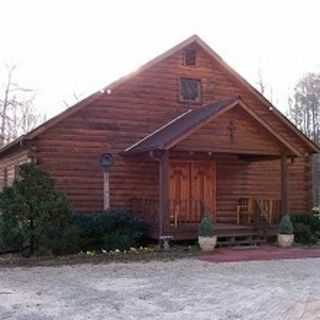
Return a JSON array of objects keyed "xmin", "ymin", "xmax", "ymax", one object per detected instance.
[{"xmin": 160, "ymin": 222, "xmax": 278, "ymax": 240}]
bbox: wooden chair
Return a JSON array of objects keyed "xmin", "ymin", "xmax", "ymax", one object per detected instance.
[{"xmin": 236, "ymin": 198, "xmax": 255, "ymax": 224}]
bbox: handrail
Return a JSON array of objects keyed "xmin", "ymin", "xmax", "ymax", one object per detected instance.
[{"xmin": 169, "ymin": 199, "xmax": 208, "ymax": 227}]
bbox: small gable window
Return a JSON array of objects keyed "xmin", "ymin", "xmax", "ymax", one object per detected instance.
[
  {"xmin": 183, "ymin": 48, "xmax": 197, "ymax": 66},
  {"xmin": 180, "ymin": 78, "xmax": 201, "ymax": 103}
]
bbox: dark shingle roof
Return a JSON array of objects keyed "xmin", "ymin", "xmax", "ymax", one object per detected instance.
[{"xmin": 124, "ymin": 97, "xmax": 239, "ymax": 154}]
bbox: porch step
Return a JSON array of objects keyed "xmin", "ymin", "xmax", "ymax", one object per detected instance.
[{"xmin": 217, "ymin": 233, "xmax": 268, "ymax": 247}]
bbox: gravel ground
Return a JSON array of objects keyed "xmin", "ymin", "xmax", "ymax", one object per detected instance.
[{"xmin": 1, "ymin": 258, "xmax": 320, "ymax": 320}]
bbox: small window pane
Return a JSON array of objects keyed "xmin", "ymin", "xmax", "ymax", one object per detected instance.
[
  {"xmin": 184, "ymin": 48, "xmax": 196, "ymax": 66},
  {"xmin": 3, "ymin": 168, "xmax": 7, "ymax": 187},
  {"xmin": 180, "ymin": 78, "xmax": 201, "ymax": 102}
]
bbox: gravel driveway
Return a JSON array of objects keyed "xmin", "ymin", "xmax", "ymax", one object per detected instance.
[{"xmin": 1, "ymin": 258, "xmax": 320, "ymax": 320}]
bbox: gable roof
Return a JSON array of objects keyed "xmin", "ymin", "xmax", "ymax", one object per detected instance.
[
  {"xmin": 0, "ymin": 35, "xmax": 318, "ymax": 157},
  {"xmin": 124, "ymin": 97, "xmax": 301, "ymax": 157}
]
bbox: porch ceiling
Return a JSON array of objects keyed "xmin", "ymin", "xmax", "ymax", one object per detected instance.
[{"xmin": 123, "ymin": 97, "xmax": 301, "ymax": 157}]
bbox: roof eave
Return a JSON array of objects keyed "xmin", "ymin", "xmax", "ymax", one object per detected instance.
[{"xmin": 0, "ymin": 34, "xmax": 317, "ymax": 157}]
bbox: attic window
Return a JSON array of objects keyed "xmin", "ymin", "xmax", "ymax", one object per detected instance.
[
  {"xmin": 183, "ymin": 48, "xmax": 196, "ymax": 66},
  {"xmin": 180, "ymin": 78, "xmax": 201, "ymax": 103}
]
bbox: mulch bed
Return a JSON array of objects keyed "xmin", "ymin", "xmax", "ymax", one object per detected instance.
[
  {"xmin": 0, "ymin": 246, "xmax": 200, "ymax": 268},
  {"xmin": 200, "ymin": 245, "xmax": 320, "ymax": 263}
]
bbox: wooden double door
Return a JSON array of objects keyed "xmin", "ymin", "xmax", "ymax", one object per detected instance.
[{"xmin": 169, "ymin": 160, "xmax": 216, "ymax": 227}]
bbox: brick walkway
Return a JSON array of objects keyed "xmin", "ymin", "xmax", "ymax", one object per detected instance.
[{"xmin": 200, "ymin": 245, "xmax": 320, "ymax": 263}]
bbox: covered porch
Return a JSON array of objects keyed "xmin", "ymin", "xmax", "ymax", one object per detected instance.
[
  {"xmin": 128, "ymin": 151, "xmax": 286, "ymax": 241},
  {"xmin": 122, "ymin": 97, "xmax": 299, "ymax": 241}
]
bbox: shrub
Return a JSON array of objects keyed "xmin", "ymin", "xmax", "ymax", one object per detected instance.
[
  {"xmin": 198, "ymin": 215, "xmax": 214, "ymax": 237},
  {"xmin": 279, "ymin": 215, "xmax": 294, "ymax": 235},
  {"xmin": 291, "ymin": 214, "xmax": 320, "ymax": 233},
  {"xmin": 0, "ymin": 212, "xmax": 24, "ymax": 252},
  {"xmin": 294, "ymin": 223, "xmax": 317, "ymax": 245},
  {"xmin": 0, "ymin": 163, "xmax": 78, "ymax": 255},
  {"xmin": 72, "ymin": 209, "xmax": 147, "ymax": 251},
  {"xmin": 290, "ymin": 213, "xmax": 320, "ymax": 245}
]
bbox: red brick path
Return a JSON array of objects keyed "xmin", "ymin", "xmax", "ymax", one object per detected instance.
[{"xmin": 200, "ymin": 245, "xmax": 320, "ymax": 263}]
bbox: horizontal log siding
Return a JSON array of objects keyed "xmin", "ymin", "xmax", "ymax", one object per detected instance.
[
  {"xmin": 176, "ymin": 106, "xmax": 283, "ymax": 155},
  {"xmin": 216, "ymin": 156, "xmax": 312, "ymax": 224},
  {"xmin": 25, "ymin": 41, "xmax": 313, "ymax": 217},
  {"xmin": 215, "ymin": 155, "xmax": 249, "ymax": 223}
]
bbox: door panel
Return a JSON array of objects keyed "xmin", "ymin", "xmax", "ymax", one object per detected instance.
[
  {"xmin": 191, "ymin": 161, "xmax": 216, "ymax": 222},
  {"xmin": 169, "ymin": 160, "xmax": 216, "ymax": 227},
  {"xmin": 169, "ymin": 162, "xmax": 190, "ymax": 226}
]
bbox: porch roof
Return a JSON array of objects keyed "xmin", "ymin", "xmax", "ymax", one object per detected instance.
[{"xmin": 124, "ymin": 97, "xmax": 301, "ymax": 157}]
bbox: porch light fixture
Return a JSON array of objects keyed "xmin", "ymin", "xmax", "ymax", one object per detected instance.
[{"xmin": 99, "ymin": 153, "xmax": 113, "ymax": 210}]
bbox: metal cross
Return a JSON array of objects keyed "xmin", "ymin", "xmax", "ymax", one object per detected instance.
[{"xmin": 227, "ymin": 121, "xmax": 236, "ymax": 143}]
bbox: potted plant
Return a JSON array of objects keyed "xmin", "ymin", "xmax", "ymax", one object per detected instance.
[
  {"xmin": 198, "ymin": 215, "xmax": 217, "ymax": 251},
  {"xmin": 278, "ymin": 214, "xmax": 294, "ymax": 248}
]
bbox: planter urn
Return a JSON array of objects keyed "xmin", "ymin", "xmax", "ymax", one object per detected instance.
[
  {"xmin": 198, "ymin": 235, "xmax": 217, "ymax": 252},
  {"xmin": 278, "ymin": 234, "xmax": 294, "ymax": 248}
]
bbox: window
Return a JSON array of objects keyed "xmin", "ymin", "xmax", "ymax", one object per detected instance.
[
  {"xmin": 14, "ymin": 165, "xmax": 21, "ymax": 180},
  {"xmin": 179, "ymin": 78, "xmax": 201, "ymax": 103},
  {"xmin": 183, "ymin": 48, "xmax": 196, "ymax": 66},
  {"xmin": 3, "ymin": 167, "xmax": 7, "ymax": 187}
]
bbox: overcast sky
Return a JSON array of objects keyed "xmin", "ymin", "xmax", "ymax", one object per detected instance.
[{"xmin": 1, "ymin": 0, "xmax": 320, "ymax": 118}]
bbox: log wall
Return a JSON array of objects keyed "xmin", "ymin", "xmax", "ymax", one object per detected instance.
[{"xmin": 0, "ymin": 40, "xmax": 314, "ymax": 219}]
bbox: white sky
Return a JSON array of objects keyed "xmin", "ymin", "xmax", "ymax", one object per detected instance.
[{"xmin": 1, "ymin": 0, "xmax": 320, "ymax": 118}]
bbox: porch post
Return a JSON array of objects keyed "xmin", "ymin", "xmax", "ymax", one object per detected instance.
[
  {"xmin": 159, "ymin": 150, "xmax": 169, "ymax": 239},
  {"xmin": 281, "ymin": 154, "xmax": 288, "ymax": 216},
  {"xmin": 103, "ymin": 171, "xmax": 110, "ymax": 210}
]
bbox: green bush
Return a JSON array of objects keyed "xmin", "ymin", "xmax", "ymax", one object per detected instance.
[
  {"xmin": 0, "ymin": 163, "xmax": 78, "ymax": 255},
  {"xmin": 294, "ymin": 223, "xmax": 317, "ymax": 245},
  {"xmin": 198, "ymin": 215, "xmax": 214, "ymax": 237},
  {"xmin": 72, "ymin": 209, "xmax": 147, "ymax": 251},
  {"xmin": 0, "ymin": 212, "xmax": 24, "ymax": 252},
  {"xmin": 290, "ymin": 213, "xmax": 320, "ymax": 245},
  {"xmin": 279, "ymin": 215, "xmax": 294, "ymax": 235},
  {"xmin": 291, "ymin": 214, "xmax": 320, "ymax": 232}
]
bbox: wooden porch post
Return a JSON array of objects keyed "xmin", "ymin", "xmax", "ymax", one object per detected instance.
[
  {"xmin": 281, "ymin": 154, "xmax": 289, "ymax": 216},
  {"xmin": 159, "ymin": 150, "xmax": 169, "ymax": 239},
  {"xmin": 103, "ymin": 171, "xmax": 110, "ymax": 210}
]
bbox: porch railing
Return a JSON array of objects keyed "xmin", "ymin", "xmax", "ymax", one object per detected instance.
[
  {"xmin": 169, "ymin": 199, "xmax": 207, "ymax": 227},
  {"xmin": 129, "ymin": 198, "xmax": 159, "ymax": 229},
  {"xmin": 255, "ymin": 198, "xmax": 282, "ymax": 229},
  {"xmin": 129, "ymin": 197, "xmax": 282, "ymax": 234},
  {"xmin": 129, "ymin": 198, "xmax": 208, "ymax": 230}
]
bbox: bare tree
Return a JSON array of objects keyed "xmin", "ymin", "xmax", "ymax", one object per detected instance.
[
  {"xmin": 288, "ymin": 72, "xmax": 320, "ymax": 144},
  {"xmin": 0, "ymin": 65, "xmax": 42, "ymax": 146},
  {"xmin": 62, "ymin": 90, "xmax": 83, "ymax": 108},
  {"xmin": 256, "ymin": 66, "xmax": 278, "ymax": 104},
  {"xmin": 288, "ymin": 72, "xmax": 320, "ymax": 207},
  {"xmin": 257, "ymin": 66, "xmax": 266, "ymax": 95}
]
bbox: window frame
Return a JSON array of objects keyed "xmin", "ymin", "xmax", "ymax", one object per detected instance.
[
  {"xmin": 3, "ymin": 167, "xmax": 8, "ymax": 187},
  {"xmin": 183, "ymin": 47, "xmax": 197, "ymax": 66},
  {"xmin": 178, "ymin": 77, "xmax": 202, "ymax": 104}
]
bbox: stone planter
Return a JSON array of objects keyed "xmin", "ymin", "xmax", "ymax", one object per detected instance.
[
  {"xmin": 198, "ymin": 235, "xmax": 217, "ymax": 252},
  {"xmin": 278, "ymin": 234, "xmax": 294, "ymax": 248}
]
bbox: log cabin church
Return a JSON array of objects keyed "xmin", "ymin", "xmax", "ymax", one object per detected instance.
[{"xmin": 0, "ymin": 35, "xmax": 318, "ymax": 241}]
